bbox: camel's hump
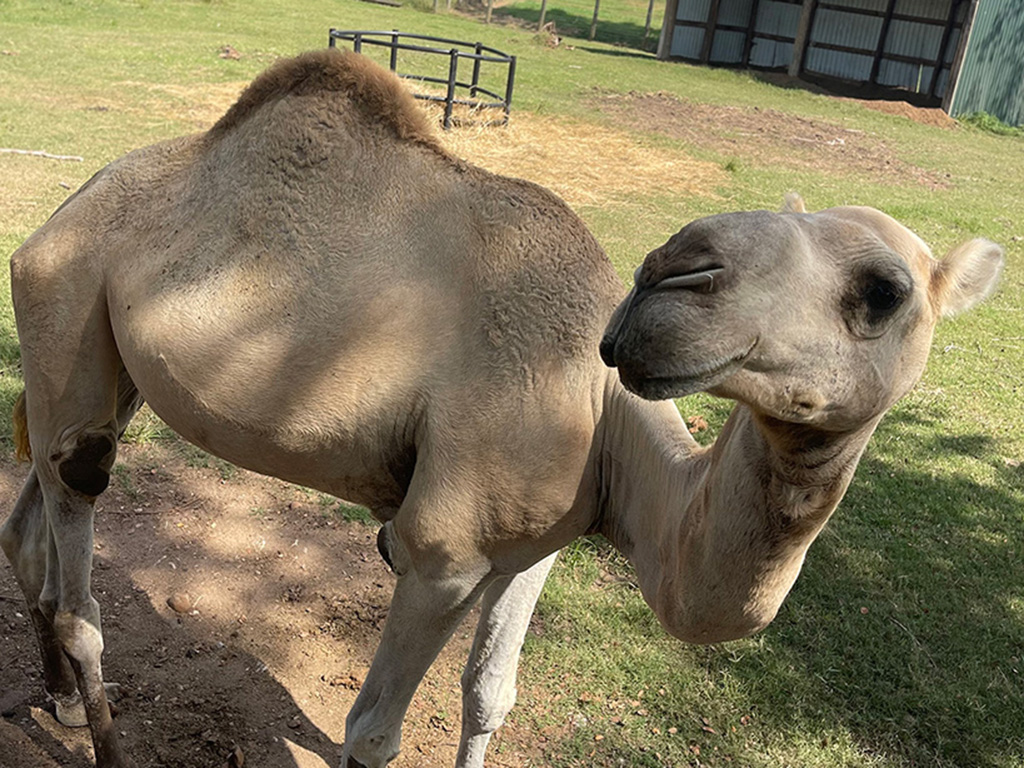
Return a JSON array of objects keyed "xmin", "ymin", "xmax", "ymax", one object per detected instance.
[{"xmin": 208, "ymin": 48, "xmax": 439, "ymax": 147}]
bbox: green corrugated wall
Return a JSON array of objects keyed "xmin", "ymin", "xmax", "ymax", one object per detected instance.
[{"xmin": 949, "ymin": 0, "xmax": 1024, "ymax": 126}]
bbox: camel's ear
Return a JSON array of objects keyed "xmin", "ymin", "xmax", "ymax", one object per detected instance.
[
  {"xmin": 780, "ymin": 192, "xmax": 807, "ymax": 214},
  {"xmin": 931, "ymin": 239, "xmax": 1004, "ymax": 317}
]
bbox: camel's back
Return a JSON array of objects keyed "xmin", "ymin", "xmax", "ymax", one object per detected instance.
[{"xmin": 18, "ymin": 50, "xmax": 623, "ymax": 509}]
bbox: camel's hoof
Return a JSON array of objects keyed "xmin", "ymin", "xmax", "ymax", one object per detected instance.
[
  {"xmin": 53, "ymin": 691, "xmax": 87, "ymax": 727},
  {"xmin": 52, "ymin": 683, "xmax": 124, "ymax": 727}
]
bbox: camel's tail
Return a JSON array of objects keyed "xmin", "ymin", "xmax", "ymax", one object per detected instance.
[{"xmin": 13, "ymin": 390, "xmax": 31, "ymax": 462}]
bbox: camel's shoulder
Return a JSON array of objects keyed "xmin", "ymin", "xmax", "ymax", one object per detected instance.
[
  {"xmin": 466, "ymin": 168, "xmax": 618, "ymax": 284},
  {"xmin": 457, "ymin": 167, "xmax": 624, "ymax": 364},
  {"xmin": 207, "ymin": 49, "xmax": 440, "ymax": 150}
]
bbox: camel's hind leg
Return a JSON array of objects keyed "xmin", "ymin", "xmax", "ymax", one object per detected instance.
[
  {"xmin": 5, "ymin": 266, "xmax": 139, "ymax": 767},
  {"xmin": 0, "ymin": 468, "xmax": 80, "ymax": 712},
  {"xmin": 2, "ymin": 371, "xmax": 143, "ymax": 729}
]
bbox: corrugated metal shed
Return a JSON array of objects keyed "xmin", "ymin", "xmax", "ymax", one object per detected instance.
[
  {"xmin": 657, "ymin": 0, "xmax": 1024, "ymax": 125},
  {"xmin": 946, "ymin": 0, "xmax": 1024, "ymax": 125}
]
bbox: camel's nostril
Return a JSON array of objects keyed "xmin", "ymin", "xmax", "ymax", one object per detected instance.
[
  {"xmin": 655, "ymin": 266, "xmax": 725, "ymax": 293},
  {"xmin": 791, "ymin": 390, "xmax": 827, "ymax": 414}
]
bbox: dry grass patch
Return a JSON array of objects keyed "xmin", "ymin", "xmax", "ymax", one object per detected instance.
[
  {"xmin": 0, "ymin": 157, "xmax": 85, "ymax": 233},
  {"xmin": 112, "ymin": 80, "xmax": 252, "ymax": 130},
  {"xmin": 432, "ymin": 109, "xmax": 725, "ymax": 208}
]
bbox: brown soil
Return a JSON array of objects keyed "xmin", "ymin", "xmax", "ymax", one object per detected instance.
[
  {"xmin": 591, "ymin": 90, "xmax": 950, "ymax": 190},
  {"xmin": 752, "ymin": 71, "xmax": 958, "ymax": 129},
  {"xmin": 842, "ymin": 98, "xmax": 958, "ymax": 129},
  {"xmin": 0, "ymin": 442, "xmax": 541, "ymax": 768}
]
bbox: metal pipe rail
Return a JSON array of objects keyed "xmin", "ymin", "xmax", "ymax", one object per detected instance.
[{"xmin": 328, "ymin": 29, "xmax": 517, "ymax": 129}]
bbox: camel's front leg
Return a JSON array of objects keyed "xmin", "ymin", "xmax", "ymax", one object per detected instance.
[
  {"xmin": 455, "ymin": 552, "xmax": 556, "ymax": 768},
  {"xmin": 342, "ymin": 562, "xmax": 493, "ymax": 768}
]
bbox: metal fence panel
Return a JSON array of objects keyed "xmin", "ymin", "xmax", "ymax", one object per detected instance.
[
  {"xmin": 755, "ymin": 0, "xmax": 802, "ymax": 38},
  {"xmin": 885, "ymin": 18, "xmax": 942, "ymax": 59},
  {"xmin": 877, "ymin": 59, "xmax": 937, "ymax": 92},
  {"xmin": 710, "ymin": 29, "xmax": 747, "ymax": 62},
  {"xmin": 894, "ymin": 0, "xmax": 949, "ymax": 21},
  {"xmin": 942, "ymin": 26, "xmax": 961, "ymax": 65},
  {"xmin": 811, "ymin": 7, "xmax": 883, "ymax": 49},
  {"xmin": 950, "ymin": 0, "xmax": 1024, "ymax": 125},
  {"xmin": 805, "ymin": 47, "xmax": 874, "ymax": 80},
  {"xmin": 677, "ymin": 0, "xmax": 713, "ymax": 23},
  {"xmin": 718, "ymin": 0, "xmax": 755, "ymax": 27},
  {"xmin": 750, "ymin": 37, "xmax": 794, "ymax": 67},
  {"xmin": 671, "ymin": 24, "xmax": 707, "ymax": 58},
  {"xmin": 833, "ymin": 0, "xmax": 886, "ymax": 10}
]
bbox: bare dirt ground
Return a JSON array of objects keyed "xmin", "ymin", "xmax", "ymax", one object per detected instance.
[
  {"xmin": 839, "ymin": 97, "xmax": 957, "ymax": 129},
  {"xmin": 591, "ymin": 90, "xmax": 951, "ymax": 189},
  {"xmin": 0, "ymin": 440, "xmax": 543, "ymax": 768}
]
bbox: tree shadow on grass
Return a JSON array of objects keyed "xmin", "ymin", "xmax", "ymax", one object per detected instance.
[
  {"xmin": 491, "ymin": 6, "xmax": 658, "ymax": 52},
  {"xmin": 574, "ymin": 45, "xmax": 657, "ymax": 61},
  {"xmin": 751, "ymin": 70, "xmax": 945, "ymax": 109}
]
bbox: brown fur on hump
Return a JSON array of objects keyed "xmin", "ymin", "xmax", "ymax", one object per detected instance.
[{"xmin": 208, "ymin": 48, "xmax": 440, "ymax": 148}]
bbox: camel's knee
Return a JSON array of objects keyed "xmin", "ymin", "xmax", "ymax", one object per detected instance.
[
  {"xmin": 376, "ymin": 522, "xmax": 409, "ymax": 576},
  {"xmin": 51, "ymin": 428, "xmax": 117, "ymax": 498}
]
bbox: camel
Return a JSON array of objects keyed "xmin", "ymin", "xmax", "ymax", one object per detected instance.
[{"xmin": 0, "ymin": 49, "xmax": 1004, "ymax": 768}]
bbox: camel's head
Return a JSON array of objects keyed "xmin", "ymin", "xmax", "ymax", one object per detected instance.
[{"xmin": 600, "ymin": 197, "xmax": 1004, "ymax": 430}]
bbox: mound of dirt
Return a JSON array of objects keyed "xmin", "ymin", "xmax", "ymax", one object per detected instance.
[{"xmin": 843, "ymin": 98, "xmax": 958, "ymax": 129}]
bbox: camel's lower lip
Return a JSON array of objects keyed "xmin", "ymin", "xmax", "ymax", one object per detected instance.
[{"xmin": 618, "ymin": 341, "xmax": 756, "ymax": 401}]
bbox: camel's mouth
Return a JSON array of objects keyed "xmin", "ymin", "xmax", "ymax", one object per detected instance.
[{"xmin": 619, "ymin": 340, "xmax": 757, "ymax": 401}]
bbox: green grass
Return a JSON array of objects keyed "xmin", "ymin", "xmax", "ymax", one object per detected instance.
[
  {"xmin": 959, "ymin": 111, "xmax": 1024, "ymax": 138},
  {"xmin": 1, "ymin": 1, "xmax": 1022, "ymax": 766}
]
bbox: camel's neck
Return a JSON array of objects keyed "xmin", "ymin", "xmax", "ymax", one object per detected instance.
[
  {"xmin": 596, "ymin": 377, "xmax": 878, "ymax": 643},
  {"xmin": 593, "ymin": 378, "xmax": 703, "ymax": 578}
]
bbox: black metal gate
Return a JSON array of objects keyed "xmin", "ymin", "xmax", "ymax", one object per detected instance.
[{"xmin": 328, "ymin": 29, "xmax": 517, "ymax": 129}]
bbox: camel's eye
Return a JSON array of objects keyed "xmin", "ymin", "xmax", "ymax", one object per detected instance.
[
  {"xmin": 844, "ymin": 261, "xmax": 912, "ymax": 339},
  {"xmin": 864, "ymin": 279, "xmax": 904, "ymax": 317}
]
